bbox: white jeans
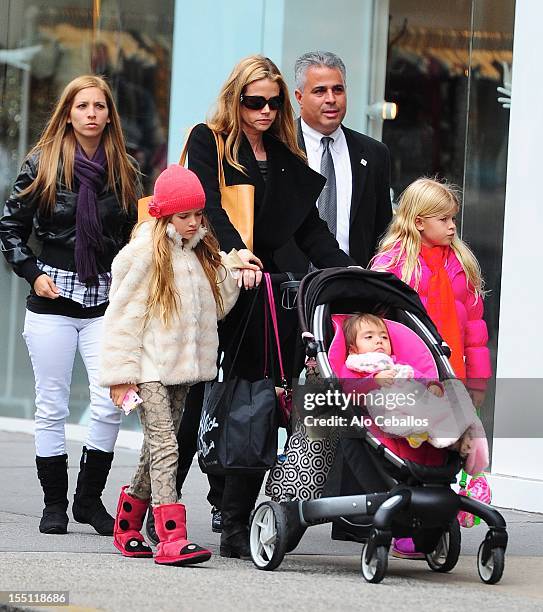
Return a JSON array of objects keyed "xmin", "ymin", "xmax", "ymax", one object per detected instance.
[{"xmin": 23, "ymin": 310, "xmax": 121, "ymax": 457}]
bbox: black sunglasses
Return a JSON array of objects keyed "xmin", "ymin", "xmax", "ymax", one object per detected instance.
[{"xmin": 240, "ymin": 94, "xmax": 284, "ymax": 111}]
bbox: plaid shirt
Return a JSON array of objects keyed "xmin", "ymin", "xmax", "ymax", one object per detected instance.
[{"xmin": 36, "ymin": 261, "xmax": 111, "ymax": 307}]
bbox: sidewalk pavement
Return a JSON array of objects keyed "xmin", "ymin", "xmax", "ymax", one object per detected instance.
[{"xmin": 1, "ymin": 430, "xmax": 542, "ymax": 612}]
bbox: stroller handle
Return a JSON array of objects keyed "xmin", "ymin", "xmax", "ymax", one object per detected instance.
[
  {"xmin": 264, "ymin": 272, "xmax": 305, "ymax": 310},
  {"xmin": 264, "ymin": 272, "xmax": 305, "ymax": 284}
]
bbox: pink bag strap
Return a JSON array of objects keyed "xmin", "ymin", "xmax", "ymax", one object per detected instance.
[
  {"xmin": 263, "ymin": 272, "xmax": 287, "ymax": 384},
  {"xmin": 263, "ymin": 295, "xmax": 269, "ymax": 377}
]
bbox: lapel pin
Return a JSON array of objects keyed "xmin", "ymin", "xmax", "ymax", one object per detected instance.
[{"xmin": 361, "ymin": 158, "xmax": 367, "ymax": 166}]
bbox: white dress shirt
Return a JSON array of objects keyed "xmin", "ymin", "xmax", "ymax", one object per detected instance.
[{"xmin": 301, "ymin": 118, "xmax": 352, "ymax": 255}]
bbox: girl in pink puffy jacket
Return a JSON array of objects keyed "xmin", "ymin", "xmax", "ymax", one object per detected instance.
[{"xmin": 371, "ymin": 177, "xmax": 491, "ymax": 556}]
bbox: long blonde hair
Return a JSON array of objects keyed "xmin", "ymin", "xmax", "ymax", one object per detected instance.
[
  {"xmin": 144, "ymin": 215, "xmax": 225, "ymax": 327},
  {"xmin": 21, "ymin": 75, "xmax": 139, "ymax": 213},
  {"xmin": 373, "ymin": 178, "xmax": 484, "ymax": 296},
  {"xmin": 207, "ymin": 55, "xmax": 305, "ymax": 173}
]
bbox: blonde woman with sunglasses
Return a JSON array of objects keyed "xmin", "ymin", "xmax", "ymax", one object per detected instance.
[{"xmin": 180, "ymin": 55, "xmax": 352, "ymax": 559}]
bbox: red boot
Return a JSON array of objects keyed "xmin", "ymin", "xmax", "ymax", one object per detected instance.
[
  {"xmin": 113, "ymin": 486, "xmax": 153, "ymax": 558},
  {"xmin": 153, "ymin": 503, "xmax": 211, "ymax": 566}
]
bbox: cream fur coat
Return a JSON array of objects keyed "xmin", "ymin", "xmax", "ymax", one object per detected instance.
[{"xmin": 99, "ymin": 222, "xmax": 241, "ymax": 387}]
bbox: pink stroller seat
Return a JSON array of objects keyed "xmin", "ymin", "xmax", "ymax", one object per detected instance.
[{"xmin": 328, "ymin": 314, "xmax": 446, "ymax": 466}]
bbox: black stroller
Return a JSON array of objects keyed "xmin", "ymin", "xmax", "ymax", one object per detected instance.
[{"xmin": 249, "ymin": 268, "xmax": 508, "ymax": 584}]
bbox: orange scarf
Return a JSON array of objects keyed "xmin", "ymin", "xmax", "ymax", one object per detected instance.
[{"xmin": 420, "ymin": 245, "xmax": 466, "ymax": 378}]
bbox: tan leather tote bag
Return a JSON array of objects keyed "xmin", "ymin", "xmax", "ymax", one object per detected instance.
[{"xmin": 178, "ymin": 128, "xmax": 255, "ymax": 250}]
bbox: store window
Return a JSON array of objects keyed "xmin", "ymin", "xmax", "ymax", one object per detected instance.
[
  {"xmin": 0, "ymin": 0, "xmax": 174, "ymax": 429},
  {"xmin": 383, "ymin": 0, "xmax": 515, "ymax": 447},
  {"xmin": 0, "ymin": 0, "xmax": 515, "ymax": 438}
]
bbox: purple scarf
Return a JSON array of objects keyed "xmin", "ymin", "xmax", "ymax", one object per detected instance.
[{"xmin": 74, "ymin": 144, "xmax": 107, "ymax": 284}]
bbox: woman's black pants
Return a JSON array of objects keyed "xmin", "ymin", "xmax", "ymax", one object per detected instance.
[{"xmin": 221, "ymin": 472, "xmax": 265, "ymax": 535}]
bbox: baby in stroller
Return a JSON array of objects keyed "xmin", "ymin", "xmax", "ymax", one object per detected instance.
[
  {"xmin": 341, "ymin": 313, "xmax": 488, "ymax": 470},
  {"xmin": 249, "ymin": 267, "xmax": 507, "ymax": 585}
]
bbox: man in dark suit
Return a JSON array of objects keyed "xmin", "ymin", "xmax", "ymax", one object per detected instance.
[
  {"xmin": 277, "ymin": 51, "xmax": 392, "ymax": 270},
  {"xmin": 266, "ymin": 51, "xmax": 393, "ymax": 542}
]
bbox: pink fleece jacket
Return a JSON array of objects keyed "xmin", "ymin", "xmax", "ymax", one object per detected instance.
[{"xmin": 371, "ymin": 245, "xmax": 491, "ymax": 388}]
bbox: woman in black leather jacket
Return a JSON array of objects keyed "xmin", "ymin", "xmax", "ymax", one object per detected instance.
[{"xmin": 0, "ymin": 75, "xmax": 140, "ymax": 536}]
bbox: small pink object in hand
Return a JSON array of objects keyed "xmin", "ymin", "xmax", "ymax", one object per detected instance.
[{"xmin": 121, "ymin": 389, "xmax": 143, "ymax": 415}]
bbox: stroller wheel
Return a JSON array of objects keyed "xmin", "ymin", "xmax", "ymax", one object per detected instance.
[
  {"xmin": 250, "ymin": 501, "xmax": 288, "ymax": 571},
  {"xmin": 360, "ymin": 543, "xmax": 388, "ymax": 583},
  {"xmin": 477, "ymin": 542, "xmax": 505, "ymax": 584},
  {"xmin": 425, "ymin": 519, "xmax": 461, "ymax": 573}
]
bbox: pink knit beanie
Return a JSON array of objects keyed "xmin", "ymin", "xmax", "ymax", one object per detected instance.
[{"xmin": 148, "ymin": 164, "xmax": 206, "ymax": 218}]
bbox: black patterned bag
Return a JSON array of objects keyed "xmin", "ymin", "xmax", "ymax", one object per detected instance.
[{"xmin": 198, "ymin": 376, "xmax": 278, "ymax": 474}]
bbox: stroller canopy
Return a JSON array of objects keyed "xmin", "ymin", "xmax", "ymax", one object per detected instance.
[{"xmin": 297, "ymin": 267, "xmax": 443, "ymax": 345}]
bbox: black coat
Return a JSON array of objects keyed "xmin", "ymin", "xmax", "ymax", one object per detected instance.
[
  {"xmin": 275, "ymin": 120, "xmax": 393, "ymax": 270},
  {"xmin": 186, "ymin": 123, "xmax": 352, "ymax": 272},
  {"xmin": 186, "ymin": 123, "xmax": 353, "ymax": 381},
  {"xmin": 0, "ymin": 153, "xmax": 138, "ymax": 287}
]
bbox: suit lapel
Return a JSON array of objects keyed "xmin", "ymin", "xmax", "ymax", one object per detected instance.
[{"xmin": 343, "ymin": 126, "xmax": 368, "ymax": 227}]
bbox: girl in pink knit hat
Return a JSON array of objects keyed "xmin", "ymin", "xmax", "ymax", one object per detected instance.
[{"xmin": 99, "ymin": 164, "xmax": 259, "ymax": 566}]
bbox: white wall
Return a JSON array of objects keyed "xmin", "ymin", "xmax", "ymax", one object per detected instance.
[
  {"xmin": 491, "ymin": 0, "xmax": 543, "ymax": 512},
  {"xmin": 280, "ymin": 0, "xmax": 375, "ymax": 134}
]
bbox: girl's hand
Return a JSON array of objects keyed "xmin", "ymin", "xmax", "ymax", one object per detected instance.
[
  {"xmin": 33, "ymin": 274, "xmax": 60, "ymax": 299},
  {"xmin": 237, "ymin": 249, "xmax": 263, "ymax": 270},
  {"xmin": 110, "ymin": 383, "xmax": 139, "ymax": 408},
  {"xmin": 375, "ymin": 369, "xmax": 395, "ymax": 387},
  {"xmin": 468, "ymin": 389, "xmax": 486, "ymax": 408},
  {"xmin": 238, "ymin": 268, "xmax": 263, "ymax": 289}
]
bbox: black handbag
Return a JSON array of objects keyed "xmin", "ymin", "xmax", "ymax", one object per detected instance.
[{"xmin": 197, "ymin": 287, "xmax": 279, "ymax": 475}]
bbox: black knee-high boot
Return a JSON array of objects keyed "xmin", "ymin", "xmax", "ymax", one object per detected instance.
[
  {"xmin": 35, "ymin": 454, "xmax": 69, "ymax": 534},
  {"xmin": 72, "ymin": 447, "xmax": 115, "ymax": 535}
]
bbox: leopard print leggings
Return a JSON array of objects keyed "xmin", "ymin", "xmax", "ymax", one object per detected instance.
[{"xmin": 128, "ymin": 382, "xmax": 188, "ymax": 506}]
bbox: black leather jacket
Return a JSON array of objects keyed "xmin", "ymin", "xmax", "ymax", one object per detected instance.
[{"xmin": 0, "ymin": 153, "xmax": 139, "ymax": 286}]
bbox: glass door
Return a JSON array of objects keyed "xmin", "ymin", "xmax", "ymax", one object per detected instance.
[
  {"xmin": 0, "ymin": 0, "xmax": 175, "ymax": 428},
  {"xmin": 381, "ymin": 0, "xmax": 516, "ymax": 454}
]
